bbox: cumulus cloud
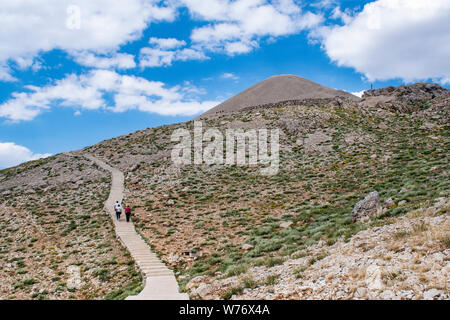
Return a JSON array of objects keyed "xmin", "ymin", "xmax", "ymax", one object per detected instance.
[
  {"xmin": 0, "ymin": 142, "xmax": 51, "ymax": 169},
  {"xmin": 149, "ymin": 37, "xmax": 187, "ymax": 49},
  {"xmin": 0, "ymin": 70, "xmax": 220, "ymax": 121},
  {"xmin": 317, "ymin": 0, "xmax": 450, "ymax": 83},
  {"xmin": 0, "ymin": 0, "xmax": 176, "ymax": 80},
  {"xmin": 183, "ymin": 0, "xmax": 323, "ymax": 55},
  {"xmin": 72, "ymin": 52, "xmax": 136, "ymax": 69},
  {"xmin": 140, "ymin": 38, "xmax": 207, "ymax": 68},
  {"xmin": 0, "ymin": 0, "xmax": 323, "ymax": 75},
  {"xmin": 139, "ymin": 48, "xmax": 176, "ymax": 68}
]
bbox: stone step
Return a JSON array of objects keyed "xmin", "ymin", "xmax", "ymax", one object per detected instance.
[
  {"xmin": 140, "ymin": 265, "xmax": 166, "ymax": 269},
  {"xmin": 132, "ymin": 255, "xmax": 159, "ymax": 259},
  {"xmin": 140, "ymin": 266, "xmax": 167, "ymax": 270},
  {"xmin": 141, "ymin": 268, "xmax": 171, "ymax": 273},
  {"xmin": 134, "ymin": 258, "xmax": 160, "ymax": 262},
  {"xmin": 132, "ymin": 253, "xmax": 159, "ymax": 256},
  {"xmin": 138, "ymin": 259, "xmax": 165, "ymax": 263},
  {"xmin": 144, "ymin": 272, "xmax": 175, "ymax": 277}
]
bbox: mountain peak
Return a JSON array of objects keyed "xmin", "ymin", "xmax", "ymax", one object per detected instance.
[{"xmin": 200, "ymin": 74, "xmax": 358, "ymax": 117}]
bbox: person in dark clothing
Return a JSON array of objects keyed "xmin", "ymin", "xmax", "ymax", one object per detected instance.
[{"xmin": 125, "ymin": 205, "xmax": 131, "ymax": 222}]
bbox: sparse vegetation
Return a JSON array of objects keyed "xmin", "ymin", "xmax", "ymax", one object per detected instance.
[{"xmin": 1, "ymin": 82, "xmax": 448, "ymax": 300}]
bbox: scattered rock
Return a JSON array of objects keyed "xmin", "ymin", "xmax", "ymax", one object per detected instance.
[
  {"xmin": 194, "ymin": 283, "xmax": 213, "ymax": 299},
  {"xmin": 303, "ymin": 130, "xmax": 333, "ymax": 154},
  {"xmin": 279, "ymin": 221, "xmax": 293, "ymax": 229},
  {"xmin": 352, "ymin": 191, "xmax": 382, "ymax": 223},
  {"xmin": 365, "ymin": 265, "xmax": 384, "ymax": 291},
  {"xmin": 423, "ymin": 288, "xmax": 443, "ymax": 300},
  {"xmin": 242, "ymin": 243, "xmax": 254, "ymax": 250},
  {"xmin": 420, "ymin": 122, "xmax": 438, "ymax": 130},
  {"xmin": 353, "ymin": 287, "xmax": 367, "ymax": 299},
  {"xmin": 185, "ymin": 275, "xmax": 207, "ymax": 290},
  {"xmin": 383, "ymin": 198, "xmax": 395, "ymax": 208},
  {"xmin": 433, "ymin": 197, "xmax": 448, "ymax": 210},
  {"xmin": 380, "ymin": 289, "xmax": 398, "ymax": 300},
  {"xmin": 67, "ymin": 265, "xmax": 82, "ymax": 290},
  {"xmin": 130, "ymin": 163, "xmax": 141, "ymax": 172},
  {"xmin": 129, "ymin": 178, "xmax": 140, "ymax": 185},
  {"xmin": 167, "ymin": 255, "xmax": 180, "ymax": 264}
]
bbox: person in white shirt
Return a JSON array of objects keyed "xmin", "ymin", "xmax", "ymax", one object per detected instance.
[{"xmin": 114, "ymin": 201, "xmax": 122, "ymax": 221}]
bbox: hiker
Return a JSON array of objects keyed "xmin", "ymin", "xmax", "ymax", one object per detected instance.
[
  {"xmin": 114, "ymin": 201, "xmax": 122, "ymax": 221},
  {"xmin": 125, "ymin": 205, "xmax": 131, "ymax": 222}
]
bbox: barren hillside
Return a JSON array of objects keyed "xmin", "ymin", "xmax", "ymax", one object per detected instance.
[
  {"xmin": 0, "ymin": 154, "xmax": 142, "ymax": 299},
  {"xmin": 1, "ymin": 80, "xmax": 448, "ymax": 300}
]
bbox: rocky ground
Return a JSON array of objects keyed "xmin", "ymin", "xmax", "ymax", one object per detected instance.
[{"xmin": 187, "ymin": 198, "xmax": 449, "ymax": 300}]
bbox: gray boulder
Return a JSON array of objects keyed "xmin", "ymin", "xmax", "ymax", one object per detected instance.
[
  {"xmin": 352, "ymin": 191, "xmax": 382, "ymax": 223},
  {"xmin": 383, "ymin": 197, "xmax": 395, "ymax": 208}
]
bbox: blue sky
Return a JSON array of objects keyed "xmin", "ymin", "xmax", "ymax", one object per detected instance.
[{"xmin": 0, "ymin": 0, "xmax": 449, "ymax": 168}]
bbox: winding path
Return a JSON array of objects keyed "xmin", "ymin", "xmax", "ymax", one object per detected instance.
[{"xmin": 84, "ymin": 154, "xmax": 188, "ymax": 300}]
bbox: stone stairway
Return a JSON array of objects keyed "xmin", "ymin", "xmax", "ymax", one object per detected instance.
[{"xmin": 84, "ymin": 154, "xmax": 188, "ymax": 300}]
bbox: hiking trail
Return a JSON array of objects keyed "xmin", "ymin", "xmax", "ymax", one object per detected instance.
[{"xmin": 84, "ymin": 154, "xmax": 188, "ymax": 300}]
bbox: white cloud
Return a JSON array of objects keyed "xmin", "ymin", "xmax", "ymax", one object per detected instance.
[
  {"xmin": 0, "ymin": 142, "xmax": 51, "ymax": 169},
  {"xmin": 330, "ymin": 6, "xmax": 353, "ymax": 24},
  {"xmin": 139, "ymin": 48, "xmax": 176, "ymax": 68},
  {"xmin": 273, "ymin": 0, "xmax": 302, "ymax": 15},
  {"xmin": 0, "ymin": 0, "xmax": 323, "ymax": 76},
  {"xmin": 221, "ymin": 73, "xmax": 239, "ymax": 80},
  {"xmin": 149, "ymin": 37, "xmax": 187, "ymax": 49},
  {"xmin": 317, "ymin": 0, "xmax": 450, "ymax": 83},
  {"xmin": 0, "ymin": 0, "xmax": 176, "ymax": 80},
  {"xmin": 311, "ymin": 0, "xmax": 338, "ymax": 9},
  {"xmin": 139, "ymin": 39, "xmax": 207, "ymax": 68},
  {"xmin": 0, "ymin": 64, "xmax": 17, "ymax": 82},
  {"xmin": 72, "ymin": 52, "xmax": 136, "ymax": 69},
  {"xmin": 0, "ymin": 70, "xmax": 220, "ymax": 121},
  {"xmin": 183, "ymin": 0, "xmax": 323, "ymax": 56},
  {"xmin": 225, "ymin": 41, "xmax": 256, "ymax": 55},
  {"xmin": 176, "ymin": 48, "xmax": 208, "ymax": 61}
]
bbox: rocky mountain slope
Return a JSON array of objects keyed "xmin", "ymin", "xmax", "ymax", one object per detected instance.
[{"xmin": 0, "ymin": 79, "xmax": 448, "ymax": 300}]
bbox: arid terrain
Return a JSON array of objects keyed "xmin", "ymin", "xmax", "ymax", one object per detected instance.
[
  {"xmin": 1, "ymin": 78, "xmax": 448, "ymax": 299},
  {"xmin": 0, "ymin": 154, "xmax": 142, "ymax": 299}
]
